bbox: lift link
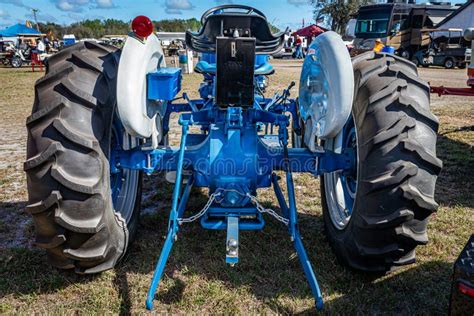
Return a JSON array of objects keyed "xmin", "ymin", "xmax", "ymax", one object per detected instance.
[
  {"xmin": 280, "ymin": 129, "xmax": 324, "ymax": 310},
  {"xmin": 145, "ymin": 121, "xmax": 324, "ymax": 311},
  {"xmin": 146, "ymin": 121, "xmax": 190, "ymax": 311}
]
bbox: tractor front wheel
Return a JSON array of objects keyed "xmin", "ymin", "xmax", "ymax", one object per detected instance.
[
  {"xmin": 321, "ymin": 52, "xmax": 442, "ymax": 272},
  {"xmin": 24, "ymin": 42, "xmax": 142, "ymax": 273}
]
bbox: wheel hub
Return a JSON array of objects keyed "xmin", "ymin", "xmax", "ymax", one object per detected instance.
[
  {"xmin": 110, "ymin": 122, "xmax": 140, "ymax": 224},
  {"xmin": 324, "ymin": 117, "xmax": 357, "ymax": 230}
]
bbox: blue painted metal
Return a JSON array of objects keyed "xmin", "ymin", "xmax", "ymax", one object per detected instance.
[
  {"xmin": 201, "ymin": 209, "xmax": 265, "ymax": 230},
  {"xmin": 201, "ymin": 52, "xmax": 216, "ymax": 63},
  {"xmin": 195, "ymin": 60, "xmax": 274, "ymax": 76},
  {"xmin": 254, "ymin": 54, "xmax": 269, "ymax": 66},
  {"xmin": 195, "ymin": 53, "xmax": 273, "ymax": 76},
  {"xmin": 147, "ymin": 67, "xmax": 182, "ymax": 101},
  {"xmin": 272, "ymin": 171, "xmax": 324, "ymax": 310},
  {"xmin": 117, "ymin": 132, "xmax": 352, "ymax": 179},
  {"xmin": 115, "ymin": 39, "xmax": 358, "ymax": 311},
  {"xmin": 145, "ymin": 122, "xmax": 189, "ymax": 311}
]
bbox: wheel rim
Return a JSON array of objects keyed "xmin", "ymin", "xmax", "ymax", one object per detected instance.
[
  {"xmin": 110, "ymin": 120, "xmax": 140, "ymax": 224},
  {"xmin": 324, "ymin": 116, "xmax": 358, "ymax": 230},
  {"xmin": 445, "ymin": 60, "xmax": 453, "ymax": 68},
  {"xmin": 12, "ymin": 58, "xmax": 21, "ymax": 67}
]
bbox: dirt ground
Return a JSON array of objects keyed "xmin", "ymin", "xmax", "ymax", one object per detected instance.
[{"xmin": 0, "ymin": 59, "xmax": 472, "ymax": 314}]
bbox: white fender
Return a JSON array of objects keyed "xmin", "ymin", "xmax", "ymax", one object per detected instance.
[
  {"xmin": 299, "ymin": 31, "xmax": 354, "ymax": 149},
  {"xmin": 117, "ymin": 34, "xmax": 165, "ymax": 144}
]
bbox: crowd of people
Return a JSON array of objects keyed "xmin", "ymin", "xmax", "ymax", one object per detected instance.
[
  {"xmin": 286, "ymin": 34, "xmax": 386, "ymax": 59},
  {"xmin": 16, "ymin": 37, "xmax": 60, "ymax": 54}
]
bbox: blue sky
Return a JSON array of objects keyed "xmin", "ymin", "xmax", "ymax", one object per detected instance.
[
  {"xmin": 0, "ymin": 0, "xmax": 468, "ymax": 30},
  {"xmin": 0, "ymin": 0, "xmax": 315, "ymax": 30}
]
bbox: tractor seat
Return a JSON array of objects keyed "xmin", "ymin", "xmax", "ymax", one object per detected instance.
[
  {"xmin": 195, "ymin": 60, "xmax": 274, "ymax": 76},
  {"xmin": 186, "ymin": 5, "xmax": 286, "ymax": 55}
]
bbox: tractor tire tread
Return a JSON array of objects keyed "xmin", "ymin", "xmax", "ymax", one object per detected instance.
[
  {"xmin": 25, "ymin": 41, "xmax": 133, "ymax": 273},
  {"xmin": 322, "ymin": 52, "xmax": 441, "ymax": 272}
]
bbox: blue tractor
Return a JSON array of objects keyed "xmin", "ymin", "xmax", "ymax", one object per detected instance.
[{"xmin": 24, "ymin": 5, "xmax": 442, "ymax": 311}]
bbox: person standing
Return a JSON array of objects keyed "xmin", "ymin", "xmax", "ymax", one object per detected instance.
[
  {"xmin": 295, "ymin": 35, "xmax": 303, "ymax": 59},
  {"xmin": 43, "ymin": 37, "xmax": 51, "ymax": 52},
  {"xmin": 36, "ymin": 38, "xmax": 45, "ymax": 54}
]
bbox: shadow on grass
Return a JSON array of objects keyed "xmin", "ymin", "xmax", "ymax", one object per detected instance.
[
  {"xmin": 304, "ymin": 260, "xmax": 453, "ymax": 315},
  {"xmin": 0, "ymin": 197, "xmax": 454, "ymax": 314},
  {"xmin": 436, "ymin": 130, "xmax": 474, "ymax": 207},
  {"xmin": 1, "ymin": 131, "xmax": 470, "ymax": 313},
  {"xmin": 0, "ymin": 247, "xmax": 97, "ymax": 297},
  {"xmin": 112, "ymin": 171, "xmax": 456, "ymax": 314}
]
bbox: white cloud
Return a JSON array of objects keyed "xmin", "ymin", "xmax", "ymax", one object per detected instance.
[
  {"xmin": 58, "ymin": 1, "xmax": 75, "ymax": 11},
  {"xmin": 66, "ymin": 12, "xmax": 83, "ymax": 21},
  {"xmin": 52, "ymin": 0, "xmax": 116, "ymax": 12},
  {"xmin": 0, "ymin": 9, "xmax": 11, "ymax": 18},
  {"xmin": 52, "ymin": 0, "xmax": 89, "ymax": 12},
  {"xmin": 164, "ymin": 0, "xmax": 194, "ymax": 14},
  {"xmin": 165, "ymin": 8, "xmax": 182, "ymax": 14},
  {"xmin": 95, "ymin": 0, "xmax": 116, "ymax": 9},
  {"xmin": 287, "ymin": 0, "xmax": 309, "ymax": 6}
]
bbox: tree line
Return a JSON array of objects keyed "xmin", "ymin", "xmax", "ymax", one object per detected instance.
[
  {"xmin": 37, "ymin": 18, "xmax": 202, "ymax": 39},
  {"xmin": 37, "ymin": 18, "xmax": 280, "ymax": 39}
]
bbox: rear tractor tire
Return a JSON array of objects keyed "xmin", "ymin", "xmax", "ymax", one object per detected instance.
[
  {"xmin": 321, "ymin": 52, "xmax": 442, "ymax": 272},
  {"xmin": 24, "ymin": 41, "xmax": 142, "ymax": 273}
]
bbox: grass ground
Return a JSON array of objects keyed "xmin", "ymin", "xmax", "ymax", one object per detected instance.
[{"xmin": 0, "ymin": 60, "xmax": 472, "ymax": 314}]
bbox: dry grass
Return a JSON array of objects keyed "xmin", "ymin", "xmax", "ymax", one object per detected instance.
[{"xmin": 0, "ymin": 60, "xmax": 472, "ymax": 314}]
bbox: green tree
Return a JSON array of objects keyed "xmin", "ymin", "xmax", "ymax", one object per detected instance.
[
  {"xmin": 35, "ymin": 17, "xmax": 280, "ymax": 40},
  {"xmin": 38, "ymin": 22, "xmax": 63, "ymax": 38},
  {"xmin": 155, "ymin": 18, "xmax": 201, "ymax": 32},
  {"xmin": 311, "ymin": 0, "xmax": 371, "ymax": 33}
]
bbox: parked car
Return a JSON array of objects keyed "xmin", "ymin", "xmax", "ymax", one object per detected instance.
[
  {"xmin": 0, "ymin": 40, "xmax": 15, "ymax": 65},
  {"xmin": 412, "ymin": 29, "xmax": 469, "ymax": 69}
]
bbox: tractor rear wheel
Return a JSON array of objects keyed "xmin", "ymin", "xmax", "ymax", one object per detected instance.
[
  {"xmin": 321, "ymin": 52, "xmax": 442, "ymax": 272},
  {"xmin": 24, "ymin": 41, "xmax": 142, "ymax": 274}
]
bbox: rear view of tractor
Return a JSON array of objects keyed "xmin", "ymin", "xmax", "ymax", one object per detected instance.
[{"xmin": 24, "ymin": 5, "xmax": 441, "ymax": 311}]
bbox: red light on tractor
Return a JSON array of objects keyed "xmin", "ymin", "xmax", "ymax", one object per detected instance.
[
  {"xmin": 132, "ymin": 15, "xmax": 154, "ymax": 38},
  {"xmin": 458, "ymin": 282, "xmax": 474, "ymax": 297}
]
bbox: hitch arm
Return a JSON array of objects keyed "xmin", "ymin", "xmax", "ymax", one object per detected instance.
[{"xmin": 146, "ymin": 121, "xmax": 190, "ymax": 310}]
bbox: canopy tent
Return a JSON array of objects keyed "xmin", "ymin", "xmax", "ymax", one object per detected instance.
[
  {"xmin": 0, "ymin": 23, "xmax": 42, "ymax": 37},
  {"xmin": 292, "ymin": 24, "xmax": 327, "ymax": 38}
]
